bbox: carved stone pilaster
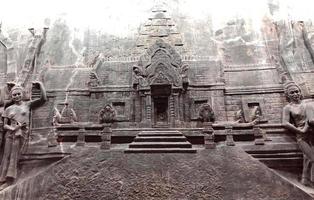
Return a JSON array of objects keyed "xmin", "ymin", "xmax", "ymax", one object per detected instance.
[
  {"xmin": 173, "ymin": 93, "xmax": 181, "ymax": 127},
  {"xmin": 254, "ymin": 126, "xmax": 265, "ymax": 145},
  {"xmin": 169, "ymin": 95, "xmax": 175, "ymax": 127},
  {"xmin": 76, "ymin": 127, "xmax": 86, "ymax": 147},
  {"xmin": 225, "ymin": 125, "xmax": 235, "ymax": 146},
  {"xmin": 203, "ymin": 122, "xmax": 215, "ymax": 149},
  {"xmin": 47, "ymin": 128, "xmax": 58, "ymax": 147},
  {"xmin": 140, "ymin": 91, "xmax": 152, "ymax": 127},
  {"xmin": 100, "ymin": 123, "xmax": 112, "ymax": 150}
]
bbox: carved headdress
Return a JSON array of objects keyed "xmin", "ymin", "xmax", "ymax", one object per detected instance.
[
  {"xmin": 9, "ymin": 84, "xmax": 24, "ymax": 94},
  {"xmin": 283, "ymin": 80, "xmax": 303, "ymax": 101}
]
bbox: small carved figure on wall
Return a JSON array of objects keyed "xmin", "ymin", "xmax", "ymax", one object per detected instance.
[
  {"xmin": 199, "ymin": 103, "xmax": 215, "ymax": 123},
  {"xmin": 282, "ymin": 80, "xmax": 314, "ymax": 186},
  {"xmin": 180, "ymin": 63, "xmax": 189, "ymax": 84},
  {"xmin": 132, "ymin": 65, "xmax": 148, "ymax": 87},
  {"xmin": 234, "ymin": 109, "xmax": 245, "ymax": 123},
  {"xmin": 99, "ymin": 104, "xmax": 116, "ymax": 124},
  {"xmin": 87, "ymin": 71, "xmax": 100, "ymax": 87},
  {"xmin": 234, "ymin": 109, "xmax": 259, "ymax": 126},
  {"xmin": 0, "ymin": 81, "xmax": 47, "ymax": 190},
  {"xmin": 53, "ymin": 103, "xmax": 78, "ymax": 125},
  {"xmin": 250, "ymin": 106, "xmax": 262, "ymax": 123}
]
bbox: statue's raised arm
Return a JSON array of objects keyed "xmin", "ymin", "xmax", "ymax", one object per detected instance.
[{"xmin": 29, "ymin": 81, "xmax": 47, "ymax": 109}]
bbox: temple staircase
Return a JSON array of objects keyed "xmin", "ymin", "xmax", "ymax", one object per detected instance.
[{"xmin": 125, "ymin": 130, "xmax": 197, "ymax": 153}]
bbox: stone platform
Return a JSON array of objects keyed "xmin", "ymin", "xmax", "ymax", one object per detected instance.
[{"xmin": 0, "ymin": 146, "xmax": 312, "ymax": 200}]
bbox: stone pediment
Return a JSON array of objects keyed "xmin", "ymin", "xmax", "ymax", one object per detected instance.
[
  {"xmin": 132, "ymin": 39, "xmax": 188, "ymax": 89},
  {"xmin": 150, "ymin": 71, "xmax": 171, "ymax": 85}
]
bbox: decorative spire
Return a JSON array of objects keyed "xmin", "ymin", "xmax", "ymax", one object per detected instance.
[{"xmin": 134, "ymin": 1, "xmax": 185, "ymax": 56}]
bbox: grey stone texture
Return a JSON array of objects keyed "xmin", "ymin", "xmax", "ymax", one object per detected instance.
[{"xmin": 1, "ymin": 2, "xmax": 314, "ymax": 198}]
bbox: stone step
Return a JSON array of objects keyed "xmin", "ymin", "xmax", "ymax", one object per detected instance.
[
  {"xmin": 129, "ymin": 142, "xmax": 192, "ymax": 148},
  {"xmin": 251, "ymin": 152, "xmax": 303, "ymax": 159},
  {"xmin": 134, "ymin": 136, "xmax": 187, "ymax": 142},
  {"xmin": 267, "ymin": 136, "xmax": 296, "ymax": 143},
  {"xmin": 138, "ymin": 131, "xmax": 183, "ymax": 137},
  {"xmin": 124, "ymin": 148, "xmax": 197, "ymax": 153}
]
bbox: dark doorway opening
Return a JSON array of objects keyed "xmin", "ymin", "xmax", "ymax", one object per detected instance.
[{"xmin": 154, "ymin": 97, "xmax": 169, "ymax": 127}]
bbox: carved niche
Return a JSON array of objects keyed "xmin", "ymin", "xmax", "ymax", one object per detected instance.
[{"xmin": 132, "ymin": 39, "xmax": 188, "ymax": 89}]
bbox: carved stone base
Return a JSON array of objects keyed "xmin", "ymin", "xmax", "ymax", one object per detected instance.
[
  {"xmin": 225, "ymin": 125, "xmax": 235, "ymax": 146},
  {"xmin": 139, "ymin": 120, "xmax": 152, "ymax": 128},
  {"xmin": 226, "ymin": 135, "xmax": 235, "ymax": 146},
  {"xmin": 47, "ymin": 129, "xmax": 58, "ymax": 147},
  {"xmin": 100, "ymin": 123, "xmax": 112, "ymax": 150},
  {"xmin": 203, "ymin": 122, "xmax": 215, "ymax": 149},
  {"xmin": 254, "ymin": 126, "xmax": 265, "ymax": 145},
  {"xmin": 76, "ymin": 128, "xmax": 86, "ymax": 147}
]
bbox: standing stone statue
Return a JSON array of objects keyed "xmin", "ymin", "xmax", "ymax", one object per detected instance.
[
  {"xmin": 282, "ymin": 80, "xmax": 314, "ymax": 185},
  {"xmin": 0, "ymin": 81, "xmax": 47, "ymax": 190}
]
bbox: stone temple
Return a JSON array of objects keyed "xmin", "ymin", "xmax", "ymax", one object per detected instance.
[{"xmin": 1, "ymin": 3, "xmax": 314, "ymax": 200}]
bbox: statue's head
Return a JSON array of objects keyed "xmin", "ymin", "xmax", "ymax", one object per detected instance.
[
  {"xmin": 105, "ymin": 104, "xmax": 112, "ymax": 111},
  {"xmin": 10, "ymin": 85, "xmax": 24, "ymax": 102},
  {"xmin": 284, "ymin": 81, "xmax": 303, "ymax": 102}
]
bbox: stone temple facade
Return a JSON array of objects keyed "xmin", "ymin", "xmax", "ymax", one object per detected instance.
[{"xmin": 1, "ymin": 5, "xmax": 314, "ymax": 200}]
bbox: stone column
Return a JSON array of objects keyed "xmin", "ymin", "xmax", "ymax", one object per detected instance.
[
  {"xmin": 253, "ymin": 125, "xmax": 264, "ymax": 145},
  {"xmin": 47, "ymin": 128, "xmax": 58, "ymax": 147},
  {"xmin": 134, "ymin": 94, "xmax": 141, "ymax": 123},
  {"xmin": 203, "ymin": 122, "xmax": 215, "ymax": 149},
  {"xmin": 225, "ymin": 125, "xmax": 235, "ymax": 146},
  {"xmin": 144, "ymin": 91, "xmax": 152, "ymax": 127},
  {"xmin": 76, "ymin": 127, "xmax": 86, "ymax": 147},
  {"xmin": 100, "ymin": 123, "xmax": 112, "ymax": 149},
  {"xmin": 140, "ymin": 92, "xmax": 145, "ymax": 123},
  {"xmin": 169, "ymin": 95, "xmax": 175, "ymax": 127},
  {"xmin": 173, "ymin": 93, "xmax": 181, "ymax": 127}
]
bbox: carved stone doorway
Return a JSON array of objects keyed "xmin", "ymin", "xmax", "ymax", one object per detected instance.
[
  {"xmin": 153, "ymin": 97, "xmax": 169, "ymax": 127},
  {"xmin": 151, "ymin": 84, "xmax": 171, "ymax": 128}
]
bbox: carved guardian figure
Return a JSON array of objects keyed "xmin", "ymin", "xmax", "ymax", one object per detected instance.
[
  {"xmin": 99, "ymin": 104, "xmax": 116, "ymax": 124},
  {"xmin": 282, "ymin": 81, "xmax": 314, "ymax": 185},
  {"xmin": 0, "ymin": 81, "xmax": 47, "ymax": 190},
  {"xmin": 199, "ymin": 103, "xmax": 215, "ymax": 123}
]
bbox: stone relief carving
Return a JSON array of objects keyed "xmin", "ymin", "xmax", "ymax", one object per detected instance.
[
  {"xmin": 282, "ymin": 80, "xmax": 314, "ymax": 185},
  {"xmin": 87, "ymin": 71, "xmax": 101, "ymax": 87},
  {"xmin": 198, "ymin": 103, "xmax": 215, "ymax": 123},
  {"xmin": 132, "ymin": 65, "xmax": 148, "ymax": 88},
  {"xmin": 132, "ymin": 39, "xmax": 188, "ymax": 89},
  {"xmin": 16, "ymin": 28, "xmax": 49, "ymax": 85},
  {"xmin": 0, "ymin": 81, "xmax": 47, "ymax": 190},
  {"xmin": 53, "ymin": 103, "xmax": 78, "ymax": 125},
  {"xmin": 99, "ymin": 104, "xmax": 116, "ymax": 124},
  {"xmin": 234, "ymin": 109, "xmax": 245, "ymax": 123}
]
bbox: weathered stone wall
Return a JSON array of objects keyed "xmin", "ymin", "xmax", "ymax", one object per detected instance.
[
  {"xmin": 292, "ymin": 72, "xmax": 314, "ymax": 96},
  {"xmin": 225, "ymin": 64, "xmax": 281, "ymax": 87},
  {"xmin": 224, "ymin": 93, "xmax": 285, "ymax": 123},
  {"xmin": 97, "ymin": 61, "xmax": 135, "ymax": 86},
  {"xmin": 35, "ymin": 58, "xmax": 225, "ymax": 128},
  {"xmin": 185, "ymin": 60, "xmax": 221, "ymax": 85},
  {"xmin": 43, "ymin": 67, "xmax": 91, "ymax": 90}
]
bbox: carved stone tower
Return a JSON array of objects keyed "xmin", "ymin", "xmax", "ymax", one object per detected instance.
[{"xmin": 134, "ymin": 4, "xmax": 185, "ymax": 56}]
